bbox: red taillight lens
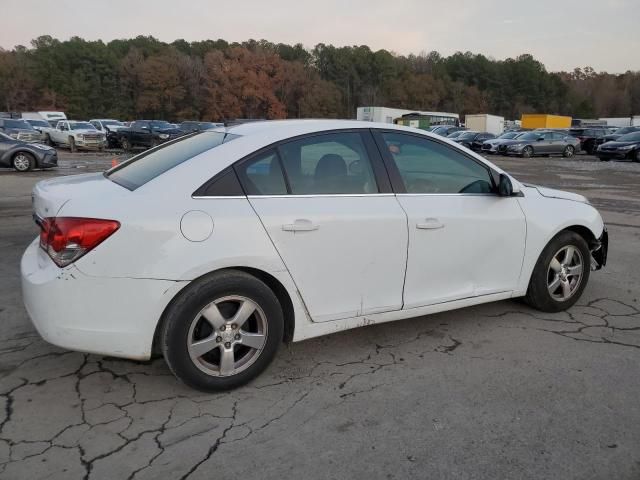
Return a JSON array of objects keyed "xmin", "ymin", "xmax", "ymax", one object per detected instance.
[{"xmin": 39, "ymin": 217, "xmax": 120, "ymax": 267}]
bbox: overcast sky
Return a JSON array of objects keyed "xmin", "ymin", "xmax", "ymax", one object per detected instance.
[{"xmin": 2, "ymin": 0, "xmax": 638, "ymax": 73}]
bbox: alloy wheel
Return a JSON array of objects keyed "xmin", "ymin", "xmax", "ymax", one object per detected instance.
[
  {"xmin": 564, "ymin": 146, "xmax": 574, "ymax": 158},
  {"xmin": 13, "ymin": 153, "xmax": 31, "ymax": 171},
  {"xmin": 547, "ymin": 245, "xmax": 584, "ymax": 301},
  {"xmin": 187, "ymin": 296, "xmax": 267, "ymax": 377},
  {"xmin": 522, "ymin": 146, "xmax": 533, "ymax": 158}
]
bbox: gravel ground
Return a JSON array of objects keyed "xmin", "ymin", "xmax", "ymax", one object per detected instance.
[{"xmin": 0, "ymin": 150, "xmax": 639, "ymax": 480}]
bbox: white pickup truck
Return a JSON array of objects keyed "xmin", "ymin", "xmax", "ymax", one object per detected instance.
[{"xmin": 46, "ymin": 120, "xmax": 106, "ymax": 152}]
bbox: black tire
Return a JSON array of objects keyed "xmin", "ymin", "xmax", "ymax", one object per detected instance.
[
  {"xmin": 522, "ymin": 146, "xmax": 533, "ymax": 158},
  {"xmin": 634, "ymin": 150, "xmax": 640, "ymax": 163},
  {"xmin": 121, "ymin": 137, "xmax": 131, "ymax": 152},
  {"xmin": 161, "ymin": 270, "xmax": 284, "ymax": 392},
  {"xmin": 69, "ymin": 136, "xmax": 77, "ymax": 153},
  {"xmin": 44, "ymin": 134, "xmax": 53, "ymax": 146},
  {"xmin": 524, "ymin": 231, "xmax": 591, "ymax": 313},
  {"xmin": 150, "ymin": 138, "xmax": 159, "ymax": 148},
  {"xmin": 598, "ymin": 157, "xmax": 610, "ymax": 162},
  {"xmin": 563, "ymin": 145, "xmax": 575, "ymax": 158},
  {"xmin": 12, "ymin": 151, "xmax": 35, "ymax": 172}
]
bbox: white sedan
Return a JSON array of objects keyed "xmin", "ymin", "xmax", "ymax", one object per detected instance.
[{"xmin": 21, "ymin": 120, "xmax": 608, "ymax": 391}]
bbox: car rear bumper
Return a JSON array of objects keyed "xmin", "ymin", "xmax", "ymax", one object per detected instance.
[{"xmin": 21, "ymin": 239, "xmax": 188, "ymax": 360}]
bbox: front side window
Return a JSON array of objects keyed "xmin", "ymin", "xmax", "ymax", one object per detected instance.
[
  {"xmin": 381, "ymin": 132, "xmax": 494, "ymax": 194},
  {"xmin": 278, "ymin": 132, "xmax": 378, "ymax": 195}
]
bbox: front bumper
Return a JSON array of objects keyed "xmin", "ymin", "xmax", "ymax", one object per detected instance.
[
  {"xmin": 21, "ymin": 239, "xmax": 187, "ymax": 360},
  {"xmin": 37, "ymin": 150, "xmax": 58, "ymax": 168},
  {"xmin": 597, "ymin": 151, "xmax": 629, "ymax": 160},
  {"xmin": 590, "ymin": 227, "xmax": 608, "ymax": 270}
]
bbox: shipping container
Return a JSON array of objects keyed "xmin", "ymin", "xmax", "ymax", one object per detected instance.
[
  {"xmin": 521, "ymin": 114, "xmax": 572, "ymax": 129},
  {"xmin": 464, "ymin": 114, "xmax": 504, "ymax": 135}
]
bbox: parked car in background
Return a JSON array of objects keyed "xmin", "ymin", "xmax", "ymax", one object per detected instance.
[
  {"xmin": 0, "ymin": 118, "xmax": 43, "ymax": 143},
  {"xmin": 24, "ymin": 119, "xmax": 51, "ymax": 140},
  {"xmin": 0, "ymin": 131, "xmax": 57, "ymax": 172},
  {"xmin": 568, "ymin": 126, "xmax": 617, "ymax": 154},
  {"xmin": 596, "ymin": 126, "xmax": 640, "ymax": 147},
  {"xmin": 48, "ymin": 121, "xmax": 106, "ymax": 152},
  {"xmin": 481, "ymin": 131, "xmax": 524, "ymax": 154},
  {"xmin": 114, "ymin": 120, "xmax": 185, "ymax": 151},
  {"xmin": 503, "ymin": 131, "xmax": 580, "ymax": 158},
  {"xmin": 89, "ymin": 119, "xmax": 127, "ymax": 148},
  {"xmin": 180, "ymin": 121, "xmax": 224, "ymax": 133},
  {"xmin": 431, "ymin": 125, "xmax": 466, "ymax": 137},
  {"xmin": 22, "ymin": 120, "xmax": 608, "ymax": 391},
  {"xmin": 446, "ymin": 130, "xmax": 468, "ymax": 139},
  {"xmin": 596, "ymin": 131, "xmax": 640, "ymax": 162},
  {"xmin": 453, "ymin": 131, "xmax": 496, "ymax": 151}
]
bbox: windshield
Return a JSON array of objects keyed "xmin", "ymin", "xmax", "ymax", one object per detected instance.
[
  {"xmin": 70, "ymin": 122, "xmax": 96, "ymax": 130},
  {"xmin": 4, "ymin": 119, "xmax": 33, "ymax": 130},
  {"xmin": 613, "ymin": 127, "xmax": 636, "ymax": 135},
  {"xmin": 150, "ymin": 121, "xmax": 171, "ymax": 129},
  {"xmin": 498, "ymin": 132, "xmax": 520, "ymax": 139},
  {"xmin": 26, "ymin": 119, "xmax": 49, "ymax": 128},
  {"xmin": 617, "ymin": 132, "xmax": 640, "ymax": 142},
  {"xmin": 107, "ymin": 131, "xmax": 240, "ymax": 190},
  {"xmin": 458, "ymin": 132, "xmax": 478, "ymax": 140},
  {"xmin": 102, "ymin": 120, "xmax": 124, "ymax": 127}
]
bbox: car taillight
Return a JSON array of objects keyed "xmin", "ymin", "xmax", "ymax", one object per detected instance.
[{"xmin": 39, "ymin": 217, "xmax": 120, "ymax": 267}]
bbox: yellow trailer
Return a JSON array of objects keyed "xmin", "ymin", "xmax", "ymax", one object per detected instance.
[{"xmin": 521, "ymin": 114, "xmax": 572, "ymax": 129}]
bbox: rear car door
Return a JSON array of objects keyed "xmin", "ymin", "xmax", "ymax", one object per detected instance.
[
  {"xmin": 238, "ymin": 130, "xmax": 408, "ymax": 323},
  {"xmin": 374, "ymin": 130, "xmax": 526, "ymax": 308}
]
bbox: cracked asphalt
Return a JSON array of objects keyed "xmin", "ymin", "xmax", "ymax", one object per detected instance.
[{"xmin": 1, "ymin": 152, "xmax": 639, "ymax": 479}]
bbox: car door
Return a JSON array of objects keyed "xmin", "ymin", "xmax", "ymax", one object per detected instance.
[
  {"xmin": 238, "ymin": 130, "xmax": 408, "ymax": 323},
  {"xmin": 374, "ymin": 130, "xmax": 526, "ymax": 309}
]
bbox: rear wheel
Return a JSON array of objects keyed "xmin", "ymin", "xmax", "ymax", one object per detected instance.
[
  {"xmin": 525, "ymin": 231, "xmax": 590, "ymax": 312},
  {"xmin": 522, "ymin": 146, "xmax": 533, "ymax": 158},
  {"xmin": 634, "ymin": 150, "xmax": 640, "ymax": 163},
  {"xmin": 161, "ymin": 270, "xmax": 284, "ymax": 391},
  {"xmin": 121, "ymin": 137, "xmax": 131, "ymax": 152},
  {"xmin": 563, "ymin": 145, "xmax": 575, "ymax": 158},
  {"xmin": 12, "ymin": 152, "xmax": 35, "ymax": 172}
]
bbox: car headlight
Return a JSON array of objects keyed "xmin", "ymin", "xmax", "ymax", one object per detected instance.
[
  {"xmin": 9, "ymin": 132, "xmax": 19, "ymax": 139},
  {"xmin": 618, "ymin": 145, "xmax": 634, "ymax": 151},
  {"xmin": 78, "ymin": 134, "xmax": 84, "ymax": 140},
  {"xmin": 159, "ymin": 134, "xmax": 170, "ymax": 139}
]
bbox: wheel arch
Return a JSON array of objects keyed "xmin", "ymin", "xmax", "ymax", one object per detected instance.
[{"xmin": 151, "ymin": 266, "xmax": 296, "ymax": 357}]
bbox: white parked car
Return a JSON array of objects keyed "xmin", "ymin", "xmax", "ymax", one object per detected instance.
[
  {"xmin": 21, "ymin": 120, "xmax": 608, "ymax": 391},
  {"xmin": 47, "ymin": 120, "xmax": 106, "ymax": 152}
]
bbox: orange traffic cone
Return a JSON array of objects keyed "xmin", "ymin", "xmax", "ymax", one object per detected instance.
[{"xmin": 111, "ymin": 158, "xmax": 119, "ymax": 168}]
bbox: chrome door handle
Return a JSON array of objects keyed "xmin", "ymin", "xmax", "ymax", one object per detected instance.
[
  {"xmin": 282, "ymin": 219, "xmax": 319, "ymax": 232},
  {"xmin": 416, "ymin": 218, "xmax": 444, "ymax": 230}
]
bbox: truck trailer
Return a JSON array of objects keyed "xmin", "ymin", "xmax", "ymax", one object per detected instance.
[
  {"xmin": 521, "ymin": 114, "xmax": 571, "ymax": 129},
  {"xmin": 465, "ymin": 114, "xmax": 504, "ymax": 135}
]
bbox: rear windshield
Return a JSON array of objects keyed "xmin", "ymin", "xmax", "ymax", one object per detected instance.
[{"xmin": 106, "ymin": 131, "xmax": 239, "ymax": 190}]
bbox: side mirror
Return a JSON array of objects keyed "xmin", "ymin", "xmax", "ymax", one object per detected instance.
[
  {"xmin": 536, "ymin": 137, "xmax": 544, "ymax": 141},
  {"xmin": 498, "ymin": 174, "xmax": 513, "ymax": 197}
]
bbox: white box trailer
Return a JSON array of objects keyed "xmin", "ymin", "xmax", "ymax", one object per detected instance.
[
  {"xmin": 599, "ymin": 116, "xmax": 640, "ymax": 128},
  {"xmin": 21, "ymin": 111, "xmax": 67, "ymax": 127},
  {"xmin": 464, "ymin": 114, "xmax": 504, "ymax": 135},
  {"xmin": 357, "ymin": 106, "xmax": 459, "ymax": 126}
]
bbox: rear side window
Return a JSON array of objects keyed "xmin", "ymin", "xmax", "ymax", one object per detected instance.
[
  {"xmin": 238, "ymin": 150, "xmax": 288, "ymax": 195},
  {"xmin": 278, "ymin": 132, "xmax": 378, "ymax": 194},
  {"xmin": 107, "ymin": 131, "xmax": 239, "ymax": 190}
]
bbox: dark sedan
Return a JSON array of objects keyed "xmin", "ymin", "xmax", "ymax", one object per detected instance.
[
  {"xmin": 596, "ymin": 131, "xmax": 640, "ymax": 162},
  {"xmin": 596, "ymin": 126, "xmax": 640, "ymax": 147},
  {"xmin": 0, "ymin": 132, "xmax": 58, "ymax": 172},
  {"xmin": 502, "ymin": 131, "xmax": 580, "ymax": 158},
  {"xmin": 453, "ymin": 131, "xmax": 496, "ymax": 151}
]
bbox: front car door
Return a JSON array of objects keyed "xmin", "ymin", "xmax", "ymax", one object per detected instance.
[
  {"xmin": 237, "ymin": 130, "xmax": 408, "ymax": 322},
  {"xmin": 373, "ymin": 130, "xmax": 526, "ymax": 309}
]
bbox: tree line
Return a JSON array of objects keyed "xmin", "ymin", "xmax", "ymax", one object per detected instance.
[{"xmin": 1, "ymin": 35, "xmax": 638, "ymax": 122}]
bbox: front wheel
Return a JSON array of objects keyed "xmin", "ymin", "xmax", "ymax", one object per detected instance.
[
  {"xmin": 522, "ymin": 146, "xmax": 533, "ymax": 158},
  {"xmin": 121, "ymin": 137, "xmax": 131, "ymax": 152},
  {"xmin": 12, "ymin": 152, "xmax": 35, "ymax": 172},
  {"xmin": 524, "ymin": 231, "xmax": 590, "ymax": 312},
  {"xmin": 69, "ymin": 137, "xmax": 77, "ymax": 153},
  {"xmin": 161, "ymin": 270, "xmax": 284, "ymax": 391},
  {"xmin": 563, "ymin": 145, "xmax": 575, "ymax": 158},
  {"xmin": 634, "ymin": 150, "xmax": 640, "ymax": 163}
]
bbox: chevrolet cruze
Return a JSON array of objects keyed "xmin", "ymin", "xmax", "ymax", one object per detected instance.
[{"xmin": 21, "ymin": 120, "xmax": 608, "ymax": 391}]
